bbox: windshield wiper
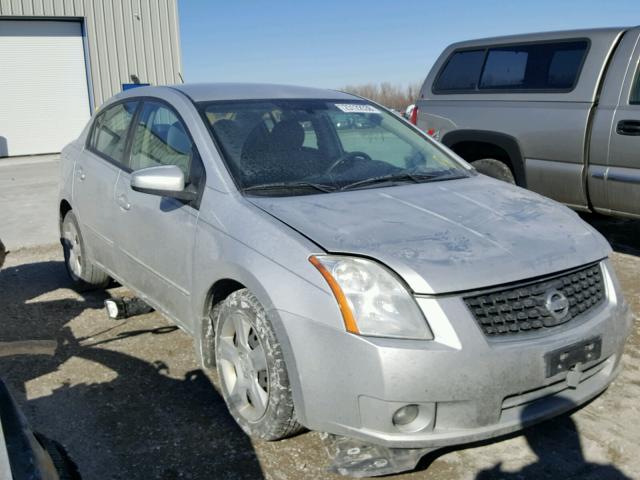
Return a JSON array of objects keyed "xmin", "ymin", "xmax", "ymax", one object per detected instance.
[
  {"xmin": 339, "ymin": 172, "xmax": 441, "ymax": 191},
  {"xmin": 243, "ymin": 181, "xmax": 337, "ymax": 194}
]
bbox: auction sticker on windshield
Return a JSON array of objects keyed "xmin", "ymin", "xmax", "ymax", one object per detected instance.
[{"xmin": 335, "ymin": 103, "xmax": 381, "ymax": 114}]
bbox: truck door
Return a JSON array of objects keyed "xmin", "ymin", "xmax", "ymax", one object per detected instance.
[{"xmin": 605, "ymin": 39, "xmax": 640, "ymax": 216}]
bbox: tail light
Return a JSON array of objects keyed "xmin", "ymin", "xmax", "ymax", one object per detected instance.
[{"xmin": 409, "ymin": 105, "xmax": 418, "ymax": 125}]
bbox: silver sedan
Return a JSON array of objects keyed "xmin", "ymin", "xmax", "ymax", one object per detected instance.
[{"xmin": 58, "ymin": 83, "xmax": 632, "ymax": 477}]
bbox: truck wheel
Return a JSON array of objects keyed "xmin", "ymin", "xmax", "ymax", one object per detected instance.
[
  {"xmin": 472, "ymin": 158, "xmax": 516, "ymax": 184},
  {"xmin": 214, "ymin": 288, "xmax": 303, "ymax": 440},
  {"xmin": 61, "ymin": 211, "xmax": 110, "ymax": 291}
]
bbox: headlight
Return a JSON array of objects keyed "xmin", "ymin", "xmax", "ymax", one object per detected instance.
[{"xmin": 310, "ymin": 255, "xmax": 432, "ymax": 339}]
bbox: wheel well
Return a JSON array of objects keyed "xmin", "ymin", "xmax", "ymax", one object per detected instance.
[
  {"xmin": 442, "ymin": 130, "xmax": 526, "ymax": 186},
  {"xmin": 199, "ymin": 278, "xmax": 246, "ymax": 369},
  {"xmin": 450, "ymin": 141, "xmax": 513, "ymax": 172},
  {"xmin": 59, "ymin": 200, "xmax": 72, "ymax": 227},
  {"xmin": 205, "ymin": 278, "xmax": 245, "ymax": 315}
]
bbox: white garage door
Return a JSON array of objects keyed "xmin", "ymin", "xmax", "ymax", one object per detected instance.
[{"xmin": 0, "ymin": 20, "xmax": 91, "ymax": 157}]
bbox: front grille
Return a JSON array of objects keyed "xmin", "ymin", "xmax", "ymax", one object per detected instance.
[{"xmin": 464, "ymin": 263, "xmax": 605, "ymax": 337}]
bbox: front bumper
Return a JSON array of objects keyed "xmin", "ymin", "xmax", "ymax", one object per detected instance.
[{"xmin": 279, "ymin": 260, "xmax": 633, "ymax": 449}]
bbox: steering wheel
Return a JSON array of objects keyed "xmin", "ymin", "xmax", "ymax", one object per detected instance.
[{"xmin": 324, "ymin": 151, "xmax": 372, "ymax": 176}]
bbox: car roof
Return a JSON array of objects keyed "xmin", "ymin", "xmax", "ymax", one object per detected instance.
[{"xmin": 121, "ymin": 83, "xmax": 360, "ymax": 103}]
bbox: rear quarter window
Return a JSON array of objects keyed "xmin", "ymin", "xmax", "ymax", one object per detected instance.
[
  {"xmin": 433, "ymin": 40, "xmax": 589, "ymax": 93},
  {"xmin": 433, "ymin": 50, "xmax": 485, "ymax": 91}
]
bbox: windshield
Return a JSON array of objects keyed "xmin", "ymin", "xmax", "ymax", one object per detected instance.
[{"xmin": 200, "ymin": 99, "xmax": 470, "ymax": 195}]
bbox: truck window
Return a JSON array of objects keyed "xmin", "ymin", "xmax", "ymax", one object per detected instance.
[
  {"xmin": 434, "ymin": 40, "xmax": 588, "ymax": 93},
  {"xmin": 480, "ymin": 50, "xmax": 527, "ymax": 88},
  {"xmin": 631, "ymin": 66, "xmax": 640, "ymax": 104},
  {"xmin": 479, "ymin": 41, "xmax": 588, "ymax": 91},
  {"xmin": 433, "ymin": 50, "xmax": 485, "ymax": 91}
]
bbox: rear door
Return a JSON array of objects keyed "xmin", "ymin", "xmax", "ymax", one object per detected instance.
[
  {"xmin": 605, "ymin": 40, "xmax": 640, "ymax": 217},
  {"xmin": 113, "ymin": 100, "xmax": 206, "ymax": 326},
  {"xmin": 74, "ymin": 101, "xmax": 138, "ymax": 271}
]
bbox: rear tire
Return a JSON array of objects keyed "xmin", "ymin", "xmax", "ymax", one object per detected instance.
[
  {"xmin": 61, "ymin": 210, "xmax": 110, "ymax": 291},
  {"xmin": 213, "ymin": 289, "xmax": 303, "ymax": 440},
  {"xmin": 472, "ymin": 158, "xmax": 516, "ymax": 184}
]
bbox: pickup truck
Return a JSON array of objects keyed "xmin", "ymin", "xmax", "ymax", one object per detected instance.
[{"xmin": 414, "ymin": 27, "xmax": 640, "ymax": 219}]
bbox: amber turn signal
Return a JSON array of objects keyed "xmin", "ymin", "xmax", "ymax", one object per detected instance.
[{"xmin": 309, "ymin": 255, "xmax": 360, "ymax": 334}]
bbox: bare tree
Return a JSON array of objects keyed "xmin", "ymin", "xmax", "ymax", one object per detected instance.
[{"xmin": 341, "ymin": 82, "xmax": 422, "ymax": 111}]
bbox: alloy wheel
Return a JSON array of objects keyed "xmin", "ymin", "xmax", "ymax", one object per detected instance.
[
  {"xmin": 63, "ymin": 220, "xmax": 83, "ymax": 278},
  {"xmin": 217, "ymin": 312, "xmax": 270, "ymax": 422}
]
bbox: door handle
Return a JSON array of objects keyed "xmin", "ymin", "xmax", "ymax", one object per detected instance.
[
  {"xmin": 616, "ymin": 120, "xmax": 640, "ymax": 136},
  {"xmin": 77, "ymin": 167, "xmax": 86, "ymax": 181},
  {"xmin": 117, "ymin": 194, "xmax": 131, "ymax": 211}
]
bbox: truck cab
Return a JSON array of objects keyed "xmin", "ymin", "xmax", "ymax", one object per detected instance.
[{"xmin": 415, "ymin": 27, "xmax": 640, "ymax": 219}]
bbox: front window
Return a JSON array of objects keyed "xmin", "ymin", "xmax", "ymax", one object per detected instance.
[
  {"xmin": 130, "ymin": 102, "xmax": 194, "ymax": 178},
  {"xmin": 201, "ymin": 99, "xmax": 469, "ymax": 195}
]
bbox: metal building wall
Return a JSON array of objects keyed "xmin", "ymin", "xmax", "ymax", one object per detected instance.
[{"xmin": 0, "ymin": 0, "xmax": 182, "ymax": 108}]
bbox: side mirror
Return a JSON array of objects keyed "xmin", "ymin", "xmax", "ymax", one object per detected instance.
[{"xmin": 130, "ymin": 165, "xmax": 197, "ymax": 201}]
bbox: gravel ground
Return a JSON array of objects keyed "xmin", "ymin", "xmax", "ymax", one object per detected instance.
[{"xmin": 0, "ymin": 214, "xmax": 639, "ymax": 480}]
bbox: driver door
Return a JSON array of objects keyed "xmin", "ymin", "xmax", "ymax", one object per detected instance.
[{"xmin": 113, "ymin": 100, "xmax": 205, "ymax": 326}]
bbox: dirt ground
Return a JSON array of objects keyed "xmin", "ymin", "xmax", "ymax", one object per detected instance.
[{"xmin": 0, "ymin": 213, "xmax": 639, "ymax": 480}]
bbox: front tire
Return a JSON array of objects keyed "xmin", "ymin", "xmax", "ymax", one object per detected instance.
[
  {"xmin": 214, "ymin": 289, "xmax": 303, "ymax": 440},
  {"xmin": 61, "ymin": 210, "xmax": 110, "ymax": 291},
  {"xmin": 472, "ymin": 158, "xmax": 516, "ymax": 184}
]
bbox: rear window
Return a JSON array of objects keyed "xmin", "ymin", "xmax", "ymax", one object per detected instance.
[{"xmin": 434, "ymin": 40, "xmax": 589, "ymax": 93}]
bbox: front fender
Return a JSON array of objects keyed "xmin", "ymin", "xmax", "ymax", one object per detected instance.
[
  {"xmin": 189, "ymin": 192, "xmax": 347, "ymax": 427},
  {"xmin": 191, "ymin": 253, "xmax": 340, "ymax": 429}
]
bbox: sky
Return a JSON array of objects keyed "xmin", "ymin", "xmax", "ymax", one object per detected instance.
[{"xmin": 178, "ymin": 0, "xmax": 639, "ymax": 89}]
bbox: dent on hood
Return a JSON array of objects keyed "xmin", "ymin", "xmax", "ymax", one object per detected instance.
[{"xmin": 249, "ymin": 177, "xmax": 611, "ymax": 294}]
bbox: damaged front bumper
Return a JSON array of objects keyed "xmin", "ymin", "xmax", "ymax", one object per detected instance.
[
  {"xmin": 320, "ymin": 432, "xmax": 435, "ymax": 478},
  {"xmin": 277, "ymin": 261, "xmax": 633, "ymax": 477}
]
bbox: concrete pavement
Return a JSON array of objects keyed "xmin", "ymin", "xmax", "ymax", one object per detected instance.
[{"xmin": 0, "ymin": 155, "xmax": 60, "ymax": 250}]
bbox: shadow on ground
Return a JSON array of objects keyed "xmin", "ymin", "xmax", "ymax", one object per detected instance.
[
  {"xmin": 413, "ymin": 398, "xmax": 631, "ymax": 480},
  {"xmin": 580, "ymin": 213, "xmax": 640, "ymax": 256},
  {"xmin": 473, "ymin": 401, "xmax": 631, "ymax": 479},
  {"xmin": 0, "ymin": 258, "xmax": 264, "ymax": 479}
]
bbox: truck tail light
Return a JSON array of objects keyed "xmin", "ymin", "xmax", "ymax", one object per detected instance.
[{"xmin": 409, "ymin": 105, "xmax": 418, "ymax": 125}]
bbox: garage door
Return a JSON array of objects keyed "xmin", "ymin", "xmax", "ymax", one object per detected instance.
[{"xmin": 0, "ymin": 20, "xmax": 91, "ymax": 157}]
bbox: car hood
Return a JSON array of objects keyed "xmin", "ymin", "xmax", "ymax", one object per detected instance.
[{"xmin": 248, "ymin": 176, "xmax": 611, "ymax": 294}]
